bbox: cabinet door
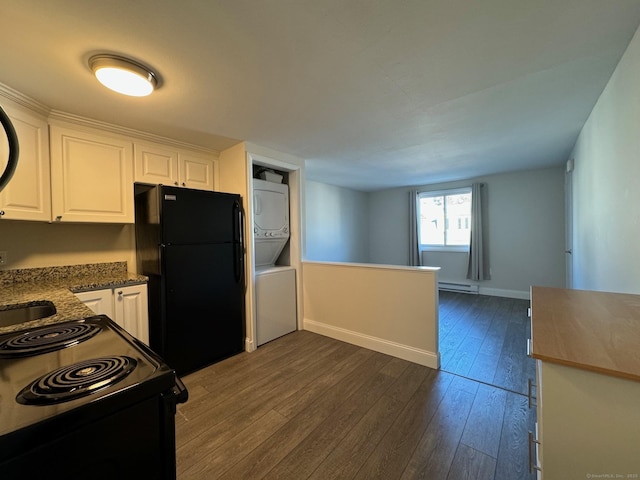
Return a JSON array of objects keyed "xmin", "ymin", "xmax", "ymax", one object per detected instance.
[
  {"xmin": 134, "ymin": 142, "xmax": 179, "ymax": 185},
  {"xmin": 539, "ymin": 361, "xmax": 640, "ymax": 479},
  {"xmin": 0, "ymin": 104, "xmax": 51, "ymax": 221},
  {"xmin": 114, "ymin": 284, "xmax": 149, "ymax": 344},
  {"xmin": 74, "ymin": 289, "xmax": 114, "ymax": 318},
  {"xmin": 179, "ymin": 152, "xmax": 214, "ymax": 190},
  {"xmin": 50, "ymin": 124, "xmax": 134, "ymax": 223}
]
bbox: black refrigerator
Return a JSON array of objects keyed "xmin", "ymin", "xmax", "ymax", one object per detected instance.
[{"xmin": 134, "ymin": 184, "xmax": 245, "ymax": 376}]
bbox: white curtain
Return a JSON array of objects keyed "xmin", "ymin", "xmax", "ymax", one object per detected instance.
[
  {"xmin": 408, "ymin": 190, "xmax": 421, "ymax": 266},
  {"xmin": 467, "ymin": 183, "xmax": 489, "ymax": 280}
]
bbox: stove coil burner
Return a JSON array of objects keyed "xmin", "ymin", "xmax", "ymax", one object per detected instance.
[
  {"xmin": 0, "ymin": 322, "xmax": 101, "ymax": 358},
  {"xmin": 17, "ymin": 356, "xmax": 137, "ymax": 405}
]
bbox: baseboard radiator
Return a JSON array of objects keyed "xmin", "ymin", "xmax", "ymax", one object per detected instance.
[{"xmin": 439, "ymin": 281, "xmax": 479, "ymax": 294}]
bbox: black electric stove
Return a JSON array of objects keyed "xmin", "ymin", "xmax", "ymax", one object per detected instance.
[{"xmin": 0, "ymin": 315, "xmax": 188, "ymax": 480}]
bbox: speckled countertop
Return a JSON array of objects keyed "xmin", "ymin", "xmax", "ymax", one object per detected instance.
[{"xmin": 0, "ymin": 262, "xmax": 147, "ymax": 334}]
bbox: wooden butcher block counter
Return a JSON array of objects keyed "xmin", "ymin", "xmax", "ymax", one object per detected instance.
[
  {"xmin": 529, "ymin": 286, "xmax": 640, "ymax": 480},
  {"xmin": 531, "ymin": 286, "xmax": 640, "ymax": 381}
]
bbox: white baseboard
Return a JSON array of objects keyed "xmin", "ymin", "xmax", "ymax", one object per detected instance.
[
  {"xmin": 303, "ymin": 318, "xmax": 440, "ymax": 370},
  {"xmin": 478, "ymin": 287, "xmax": 530, "ymax": 300}
]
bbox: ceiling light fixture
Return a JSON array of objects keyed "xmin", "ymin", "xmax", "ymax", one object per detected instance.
[{"xmin": 89, "ymin": 54, "xmax": 158, "ymax": 97}]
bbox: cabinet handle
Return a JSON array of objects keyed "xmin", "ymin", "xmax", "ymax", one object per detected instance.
[
  {"xmin": 526, "ymin": 338, "xmax": 532, "ymax": 357},
  {"xmin": 55, "ymin": 215, "xmax": 62, "ymax": 221},
  {"xmin": 174, "ymin": 181, "xmax": 179, "ymax": 186},
  {"xmin": 528, "ymin": 431, "xmax": 542, "ymax": 473},
  {"xmin": 181, "ymin": 182, "xmax": 186, "ymax": 187},
  {"xmin": 117, "ymin": 290, "xmax": 123, "ymax": 296},
  {"xmin": 527, "ymin": 378, "xmax": 537, "ymax": 409},
  {"xmin": 0, "ymin": 210, "xmax": 5, "ymax": 216}
]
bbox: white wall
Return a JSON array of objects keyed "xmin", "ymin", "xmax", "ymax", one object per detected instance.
[
  {"xmin": 368, "ymin": 188, "xmax": 410, "ymax": 266},
  {"xmin": 305, "ymin": 180, "xmax": 370, "ymax": 263},
  {"xmin": 569, "ymin": 25, "xmax": 640, "ymax": 294},
  {"xmin": 303, "ymin": 261, "xmax": 440, "ymax": 368},
  {"xmin": 369, "ymin": 167, "xmax": 566, "ymax": 297}
]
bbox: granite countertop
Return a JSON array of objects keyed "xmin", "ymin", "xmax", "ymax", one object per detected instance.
[{"xmin": 0, "ymin": 262, "xmax": 147, "ymax": 334}]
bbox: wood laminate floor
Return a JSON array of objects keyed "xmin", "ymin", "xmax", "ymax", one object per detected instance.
[
  {"xmin": 439, "ymin": 291, "xmax": 535, "ymax": 396},
  {"xmin": 176, "ymin": 293, "xmax": 536, "ymax": 479}
]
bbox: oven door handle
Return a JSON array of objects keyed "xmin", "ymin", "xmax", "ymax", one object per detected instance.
[{"xmin": 172, "ymin": 375, "xmax": 189, "ymax": 404}]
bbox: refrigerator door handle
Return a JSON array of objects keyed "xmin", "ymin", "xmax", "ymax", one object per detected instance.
[
  {"xmin": 158, "ymin": 243, "xmax": 165, "ymax": 275},
  {"xmin": 233, "ymin": 201, "xmax": 245, "ymax": 286}
]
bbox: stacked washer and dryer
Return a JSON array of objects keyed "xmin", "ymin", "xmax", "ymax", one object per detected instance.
[{"xmin": 253, "ymin": 178, "xmax": 297, "ymax": 346}]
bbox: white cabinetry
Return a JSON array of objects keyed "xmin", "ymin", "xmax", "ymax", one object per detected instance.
[
  {"xmin": 134, "ymin": 142, "xmax": 215, "ymax": 190},
  {"xmin": 75, "ymin": 288, "xmax": 115, "ymax": 319},
  {"xmin": 49, "ymin": 123, "xmax": 134, "ymax": 223},
  {"xmin": 113, "ymin": 284, "xmax": 149, "ymax": 344},
  {"xmin": 533, "ymin": 360, "xmax": 640, "ymax": 479},
  {"xmin": 530, "ymin": 287, "xmax": 640, "ymax": 479},
  {"xmin": 75, "ymin": 284, "xmax": 149, "ymax": 344},
  {"xmin": 0, "ymin": 102, "xmax": 51, "ymax": 221}
]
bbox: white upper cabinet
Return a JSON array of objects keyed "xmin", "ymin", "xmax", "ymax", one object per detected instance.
[
  {"xmin": 134, "ymin": 142, "xmax": 178, "ymax": 186},
  {"xmin": 0, "ymin": 103, "xmax": 51, "ymax": 222},
  {"xmin": 178, "ymin": 151, "xmax": 215, "ymax": 190},
  {"xmin": 134, "ymin": 142, "xmax": 214, "ymax": 190},
  {"xmin": 2, "ymin": 86, "xmax": 217, "ymax": 224},
  {"xmin": 50, "ymin": 123, "xmax": 134, "ymax": 223}
]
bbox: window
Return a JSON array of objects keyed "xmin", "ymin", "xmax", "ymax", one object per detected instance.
[{"xmin": 418, "ymin": 188, "xmax": 472, "ymax": 250}]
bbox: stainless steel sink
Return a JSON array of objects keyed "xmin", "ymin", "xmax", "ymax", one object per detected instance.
[{"xmin": 0, "ymin": 301, "xmax": 57, "ymax": 327}]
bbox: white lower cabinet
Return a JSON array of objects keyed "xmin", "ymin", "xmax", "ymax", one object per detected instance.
[
  {"xmin": 532, "ymin": 359, "xmax": 640, "ymax": 479},
  {"xmin": 75, "ymin": 284, "xmax": 149, "ymax": 344},
  {"xmin": 529, "ymin": 287, "xmax": 640, "ymax": 479}
]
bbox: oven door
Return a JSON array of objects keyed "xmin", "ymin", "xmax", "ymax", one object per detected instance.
[{"xmin": 0, "ymin": 386, "xmax": 186, "ymax": 480}]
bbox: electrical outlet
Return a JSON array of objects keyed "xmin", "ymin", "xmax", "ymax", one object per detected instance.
[{"xmin": 0, "ymin": 251, "xmax": 7, "ymax": 265}]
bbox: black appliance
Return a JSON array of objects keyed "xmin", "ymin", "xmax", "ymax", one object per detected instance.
[
  {"xmin": 135, "ymin": 184, "xmax": 245, "ymax": 376},
  {"xmin": 0, "ymin": 105, "xmax": 19, "ymax": 192},
  {"xmin": 0, "ymin": 315, "xmax": 188, "ymax": 479}
]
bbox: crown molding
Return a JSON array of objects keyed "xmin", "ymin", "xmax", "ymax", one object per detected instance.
[
  {"xmin": 0, "ymin": 81, "xmax": 217, "ymax": 155},
  {"xmin": 48, "ymin": 110, "xmax": 216, "ymax": 154},
  {"xmin": 0, "ymin": 82, "xmax": 51, "ymax": 117}
]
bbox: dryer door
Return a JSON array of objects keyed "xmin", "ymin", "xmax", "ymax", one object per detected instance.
[{"xmin": 253, "ymin": 188, "xmax": 288, "ymax": 233}]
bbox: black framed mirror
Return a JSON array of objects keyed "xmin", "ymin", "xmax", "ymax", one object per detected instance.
[{"xmin": 0, "ymin": 106, "xmax": 19, "ymax": 192}]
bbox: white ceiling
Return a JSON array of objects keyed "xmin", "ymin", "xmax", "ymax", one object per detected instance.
[{"xmin": 1, "ymin": 0, "xmax": 640, "ymax": 191}]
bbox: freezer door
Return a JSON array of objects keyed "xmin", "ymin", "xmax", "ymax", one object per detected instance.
[
  {"xmin": 160, "ymin": 244, "xmax": 245, "ymax": 375},
  {"xmin": 159, "ymin": 185, "xmax": 241, "ymax": 245}
]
